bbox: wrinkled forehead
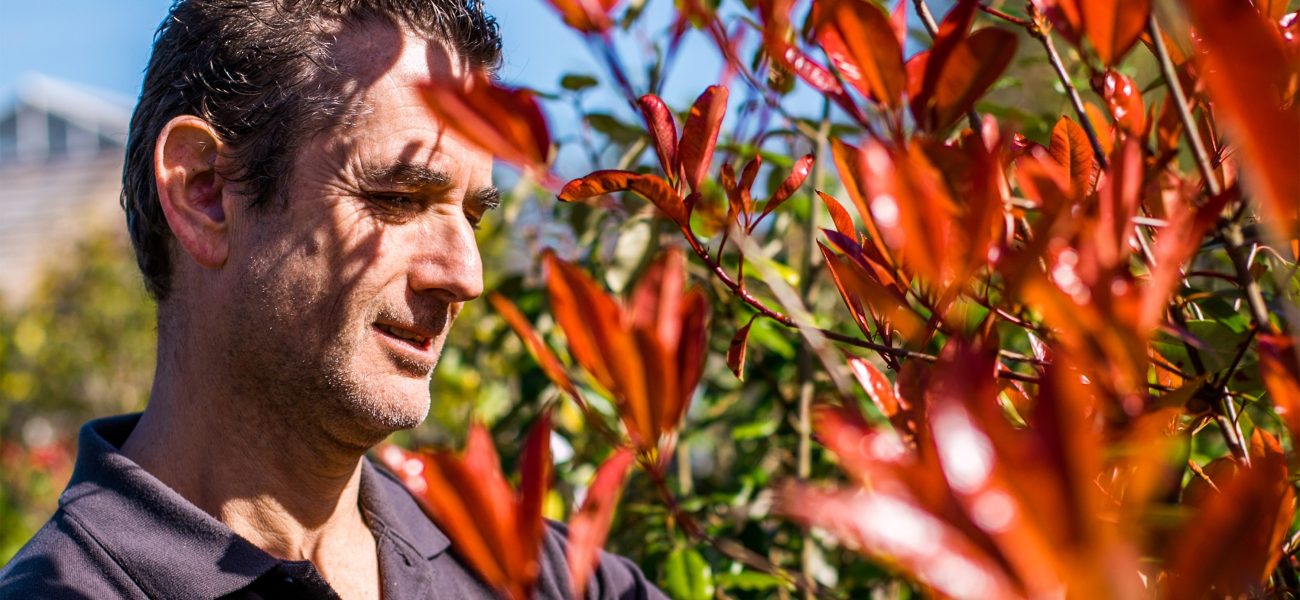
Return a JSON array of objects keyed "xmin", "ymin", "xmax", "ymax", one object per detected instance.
[{"xmin": 326, "ymin": 18, "xmax": 472, "ymax": 114}]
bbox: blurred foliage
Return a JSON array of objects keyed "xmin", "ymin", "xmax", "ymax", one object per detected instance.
[{"xmin": 0, "ymin": 229, "xmax": 155, "ymax": 563}]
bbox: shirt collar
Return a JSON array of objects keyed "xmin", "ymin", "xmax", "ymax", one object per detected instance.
[{"xmin": 59, "ymin": 413, "xmax": 451, "ymax": 599}]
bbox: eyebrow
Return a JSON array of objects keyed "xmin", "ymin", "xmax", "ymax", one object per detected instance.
[
  {"xmin": 468, "ymin": 186, "xmax": 502, "ymax": 213},
  {"xmin": 363, "ymin": 162, "xmax": 452, "ymax": 189}
]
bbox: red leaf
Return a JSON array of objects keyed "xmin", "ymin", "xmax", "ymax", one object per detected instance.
[
  {"xmin": 1188, "ymin": 0, "xmax": 1300, "ymax": 239},
  {"xmin": 727, "ymin": 316, "xmax": 757, "ymax": 381},
  {"xmin": 1097, "ymin": 70, "xmax": 1145, "ymax": 138},
  {"xmin": 384, "ymin": 423, "xmax": 547, "ymax": 600},
  {"xmin": 777, "ymin": 484, "xmax": 1025, "ymax": 599},
  {"xmin": 544, "ymin": 251, "xmax": 708, "ymax": 456},
  {"xmin": 566, "ymin": 448, "xmax": 636, "ymax": 599},
  {"xmin": 1165, "ymin": 429, "xmax": 1295, "ymax": 597},
  {"xmin": 679, "ymin": 85, "xmax": 729, "ymax": 194},
  {"xmin": 757, "ymin": 153, "xmax": 814, "ymax": 225},
  {"xmin": 637, "ymin": 94, "xmax": 680, "ymax": 181},
  {"xmin": 830, "ymin": 138, "xmax": 893, "ymax": 262},
  {"xmin": 915, "ymin": 27, "xmax": 1019, "ymax": 132},
  {"xmin": 559, "ymin": 170, "xmax": 689, "ymax": 228},
  {"xmin": 420, "ymin": 75, "xmax": 550, "ymax": 175},
  {"xmin": 1082, "ymin": 0, "xmax": 1151, "ymax": 65},
  {"xmin": 1048, "ymin": 116, "xmax": 1097, "ymax": 200},
  {"xmin": 914, "ymin": 0, "xmax": 979, "ymax": 109},
  {"xmin": 1261, "ymin": 334, "xmax": 1300, "ymax": 444},
  {"xmin": 814, "ymin": 0, "xmax": 907, "ymax": 109},
  {"xmin": 847, "ymin": 357, "xmax": 917, "ymax": 439},
  {"xmin": 543, "ymin": 0, "xmax": 619, "ymax": 34},
  {"xmin": 490, "ymin": 293, "xmax": 580, "ymax": 399},
  {"xmin": 516, "ymin": 413, "xmax": 553, "ymax": 563},
  {"xmin": 817, "ymin": 190, "xmax": 859, "ymax": 241}
]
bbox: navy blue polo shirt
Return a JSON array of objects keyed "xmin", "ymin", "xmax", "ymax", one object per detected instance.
[{"xmin": 0, "ymin": 414, "xmax": 664, "ymax": 599}]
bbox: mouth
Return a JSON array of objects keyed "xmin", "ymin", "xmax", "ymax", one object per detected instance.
[{"xmin": 373, "ymin": 322, "xmax": 433, "ymax": 351}]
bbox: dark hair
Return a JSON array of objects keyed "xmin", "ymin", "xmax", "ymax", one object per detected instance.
[{"xmin": 122, "ymin": 0, "xmax": 502, "ymax": 300}]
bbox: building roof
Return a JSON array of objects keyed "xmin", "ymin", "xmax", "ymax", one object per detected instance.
[{"xmin": 0, "ymin": 74, "xmax": 132, "ymax": 306}]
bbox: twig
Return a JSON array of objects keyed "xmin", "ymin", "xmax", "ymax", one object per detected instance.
[
  {"xmin": 1027, "ymin": 7, "xmax": 1109, "ymax": 169},
  {"xmin": 1147, "ymin": 14, "xmax": 1219, "ymax": 198},
  {"xmin": 977, "ymin": 3, "xmax": 1030, "ymax": 27}
]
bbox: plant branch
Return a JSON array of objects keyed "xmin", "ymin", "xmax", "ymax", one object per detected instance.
[
  {"xmin": 1027, "ymin": 9, "xmax": 1109, "ymax": 169},
  {"xmin": 1147, "ymin": 14, "xmax": 1219, "ymax": 197}
]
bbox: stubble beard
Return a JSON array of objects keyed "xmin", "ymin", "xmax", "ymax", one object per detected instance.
[{"xmin": 230, "ymin": 253, "xmax": 436, "ymax": 450}]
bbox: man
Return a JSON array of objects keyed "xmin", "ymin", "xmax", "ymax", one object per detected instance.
[{"xmin": 0, "ymin": 1, "xmax": 663, "ymax": 598}]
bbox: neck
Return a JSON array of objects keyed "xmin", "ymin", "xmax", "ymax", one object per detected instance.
[{"xmin": 121, "ymin": 316, "xmax": 373, "ymax": 563}]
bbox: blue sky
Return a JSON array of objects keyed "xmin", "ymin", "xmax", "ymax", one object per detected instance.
[
  {"xmin": 0, "ymin": 1, "xmax": 724, "ymax": 108},
  {"xmin": 0, "ymin": 0, "xmax": 741, "ymax": 176}
]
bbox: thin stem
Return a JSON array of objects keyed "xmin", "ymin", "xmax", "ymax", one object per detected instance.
[
  {"xmin": 977, "ymin": 3, "xmax": 1030, "ymax": 27},
  {"xmin": 1028, "ymin": 7, "xmax": 1108, "ymax": 169},
  {"xmin": 1147, "ymin": 14, "xmax": 1220, "ymax": 197}
]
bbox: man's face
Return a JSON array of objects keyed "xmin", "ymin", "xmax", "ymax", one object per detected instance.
[{"xmin": 223, "ymin": 27, "xmax": 496, "ymax": 442}]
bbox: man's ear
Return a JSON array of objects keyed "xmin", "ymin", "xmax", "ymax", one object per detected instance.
[{"xmin": 154, "ymin": 116, "xmax": 232, "ymax": 270}]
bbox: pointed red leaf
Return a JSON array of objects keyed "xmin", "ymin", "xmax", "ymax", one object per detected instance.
[
  {"xmin": 1188, "ymin": 0, "xmax": 1300, "ymax": 239},
  {"xmin": 777, "ymin": 484, "xmax": 1024, "ymax": 599},
  {"xmin": 1261, "ymin": 334, "xmax": 1300, "ymax": 444},
  {"xmin": 567, "ymin": 448, "xmax": 637, "ymax": 599},
  {"xmin": 637, "ymin": 94, "xmax": 680, "ymax": 180},
  {"xmin": 914, "ymin": 0, "xmax": 980, "ymax": 108},
  {"xmin": 420, "ymin": 75, "xmax": 550, "ymax": 175},
  {"xmin": 516, "ymin": 413, "xmax": 553, "ymax": 567},
  {"xmin": 559, "ymin": 170, "xmax": 689, "ymax": 228},
  {"xmin": 814, "ymin": 0, "xmax": 907, "ymax": 109},
  {"xmin": 757, "ymin": 153, "xmax": 814, "ymax": 225},
  {"xmin": 817, "ymin": 190, "xmax": 859, "ymax": 241},
  {"xmin": 1081, "ymin": 0, "xmax": 1150, "ymax": 66},
  {"xmin": 917, "ymin": 27, "xmax": 1019, "ymax": 132},
  {"xmin": 679, "ymin": 85, "xmax": 729, "ymax": 193},
  {"xmin": 544, "ymin": 0, "xmax": 619, "ymax": 33},
  {"xmin": 1097, "ymin": 70, "xmax": 1145, "ymax": 137},
  {"xmin": 490, "ymin": 293, "xmax": 579, "ymax": 399},
  {"xmin": 727, "ymin": 316, "xmax": 757, "ymax": 381},
  {"xmin": 1048, "ymin": 116, "xmax": 1097, "ymax": 200}
]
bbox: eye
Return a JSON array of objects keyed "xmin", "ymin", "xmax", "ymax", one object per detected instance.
[{"xmin": 369, "ymin": 193, "xmax": 417, "ymax": 209}]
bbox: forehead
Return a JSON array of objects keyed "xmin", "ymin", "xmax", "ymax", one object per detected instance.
[{"xmin": 318, "ymin": 21, "xmax": 491, "ymax": 181}]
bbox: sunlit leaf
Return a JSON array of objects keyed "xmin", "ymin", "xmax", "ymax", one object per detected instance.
[
  {"xmin": 756, "ymin": 153, "xmax": 814, "ymax": 226},
  {"xmin": 679, "ymin": 85, "xmax": 729, "ymax": 193},
  {"xmin": 567, "ymin": 448, "xmax": 636, "ymax": 599},
  {"xmin": 1187, "ymin": 0, "xmax": 1300, "ymax": 239},
  {"xmin": 814, "ymin": 0, "xmax": 906, "ymax": 109},
  {"xmin": 544, "ymin": 0, "xmax": 620, "ymax": 33},
  {"xmin": 917, "ymin": 27, "xmax": 1019, "ymax": 132},
  {"xmin": 1096, "ymin": 70, "xmax": 1145, "ymax": 138},
  {"xmin": 637, "ymin": 94, "xmax": 680, "ymax": 180},
  {"xmin": 1048, "ymin": 116, "xmax": 1096, "ymax": 200},
  {"xmin": 559, "ymin": 170, "xmax": 688, "ymax": 228},
  {"xmin": 489, "ymin": 293, "xmax": 580, "ymax": 399},
  {"xmin": 420, "ymin": 75, "xmax": 551, "ymax": 176}
]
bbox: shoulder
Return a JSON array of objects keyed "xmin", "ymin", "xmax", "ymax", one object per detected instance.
[{"xmin": 0, "ymin": 509, "xmax": 143, "ymax": 599}]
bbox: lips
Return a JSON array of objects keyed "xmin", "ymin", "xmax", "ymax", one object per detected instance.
[{"xmin": 374, "ymin": 322, "xmax": 433, "ymax": 348}]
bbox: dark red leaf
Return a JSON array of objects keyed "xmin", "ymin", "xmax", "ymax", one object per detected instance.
[
  {"xmin": 567, "ymin": 448, "xmax": 636, "ymax": 599},
  {"xmin": 559, "ymin": 170, "xmax": 688, "ymax": 228},
  {"xmin": 814, "ymin": 0, "xmax": 907, "ymax": 109},
  {"xmin": 637, "ymin": 94, "xmax": 680, "ymax": 181},
  {"xmin": 1081, "ymin": 0, "xmax": 1152, "ymax": 65},
  {"xmin": 917, "ymin": 27, "xmax": 1019, "ymax": 132},
  {"xmin": 420, "ymin": 75, "xmax": 551, "ymax": 175},
  {"xmin": 679, "ymin": 85, "xmax": 729, "ymax": 194},
  {"xmin": 817, "ymin": 190, "xmax": 858, "ymax": 241},
  {"xmin": 726, "ymin": 316, "xmax": 757, "ymax": 381},
  {"xmin": 756, "ymin": 153, "xmax": 814, "ymax": 226},
  {"xmin": 1188, "ymin": 0, "xmax": 1300, "ymax": 239},
  {"xmin": 1048, "ymin": 116, "xmax": 1097, "ymax": 200}
]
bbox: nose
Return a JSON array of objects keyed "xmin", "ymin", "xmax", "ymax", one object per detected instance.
[{"xmin": 407, "ymin": 216, "xmax": 483, "ymax": 303}]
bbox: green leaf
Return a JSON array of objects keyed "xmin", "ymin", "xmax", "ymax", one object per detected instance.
[
  {"xmin": 732, "ymin": 414, "xmax": 780, "ymax": 441},
  {"xmin": 664, "ymin": 546, "xmax": 714, "ymax": 600},
  {"xmin": 560, "ymin": 73, "xmax": 599, "ymax": 91},
  {"xmin": 1151, "ymin": 320, "xmax": 1252, "ymax": 375},
  {"xmin": 716, "ymin": 570, "xmax": 785, "ymax": 591}
]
